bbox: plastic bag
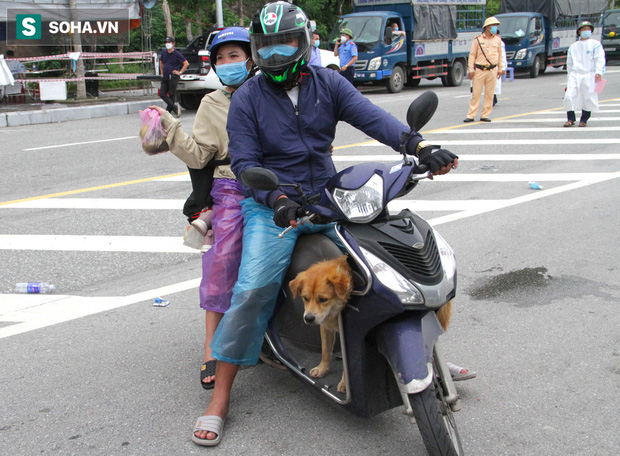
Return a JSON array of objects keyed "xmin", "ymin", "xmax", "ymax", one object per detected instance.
[{"xmin": 139, "ymin": 108, "xmax": 169, "ymax": 155}]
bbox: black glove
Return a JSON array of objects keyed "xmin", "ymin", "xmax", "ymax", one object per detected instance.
[
  {"xmin": 273, "ymin": 197, "xmax": 301, "ymax": 228},
  {"xmin": 418, "ymin": 146, "xmax": 458, "ymax": 173}
]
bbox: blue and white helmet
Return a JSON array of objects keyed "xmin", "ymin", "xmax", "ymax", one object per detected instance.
[{"xmin": 209, "ymin": 26, "xmax": 252, "ymax": 58}]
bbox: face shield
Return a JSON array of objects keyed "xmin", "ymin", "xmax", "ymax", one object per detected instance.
[{"xmin": 251, "ymin": 28, "xmax": 311, "ymax": 72}]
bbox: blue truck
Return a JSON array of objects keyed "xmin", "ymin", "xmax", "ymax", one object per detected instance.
[
  {"xmin": 496, "ymin": 0, "xmax": 607, "ymax": 78},
  {"xmin": 329, "ymin": 0, "xmax": 486, "ymax": 93}
]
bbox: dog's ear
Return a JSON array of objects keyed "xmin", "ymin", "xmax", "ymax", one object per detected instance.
[
  {"xmin": 289, "ymin": 275, "xmax": 304, "ymax": 299},
  {"xmin": 328, "ymin": 257, "xmax": 353, "ymax": 300},
  {"xmin": 327, "ymin": 273, "xmax": 352, "ymax": 300}
]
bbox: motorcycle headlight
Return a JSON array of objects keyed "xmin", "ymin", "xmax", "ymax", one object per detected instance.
[
  {"xmin": 433, "ymin": 230, "xmax": 456, "ymax": 292},
  {"xmin": 360, "ymin": 247, "xmax": 424, "ymax": 305},
  {"xmin": 332, "ymin": 173, "xmax": 383, "ymax": 223},
  {"xmin": 515, "ymin": 48, "xmax": 527, "ymax": 59},
  {"xmin": 368, "ymin": 57, "xmax": 381, "ymax": 71}
]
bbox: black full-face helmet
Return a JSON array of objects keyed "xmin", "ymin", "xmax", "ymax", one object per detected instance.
[{"xmin": 250, "ymin": 1, "xmax": 312, "ymax": 86}]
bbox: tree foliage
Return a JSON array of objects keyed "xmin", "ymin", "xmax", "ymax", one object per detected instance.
[{"xmin": 148, "ymin": 0, "xmax": 354, "ymax": 47}]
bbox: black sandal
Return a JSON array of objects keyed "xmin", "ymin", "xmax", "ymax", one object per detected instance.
[
  {"xmin": 200, "ymin": 360, "xmax": 216, "ymax": 390},
  {"xmin": 563, "ymin": 121, "xmax": 575, "ymax": 127}
]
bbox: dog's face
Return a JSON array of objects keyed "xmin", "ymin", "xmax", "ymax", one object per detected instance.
[{"xmin": 289, "ymin": 255, "xmax": 353, "ymax": 328}]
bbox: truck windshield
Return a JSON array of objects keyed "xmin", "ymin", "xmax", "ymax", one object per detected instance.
[
  {"xmin": 330, "ymin": 16, "xmax": 383, "ymax": 51},
  {"xmin": 605, "ymin": 12, "xmax": 620, "ymax": 34},
  {"xmin": 500, "ymin": 16, "xmax": 529, "ymax": 44}
]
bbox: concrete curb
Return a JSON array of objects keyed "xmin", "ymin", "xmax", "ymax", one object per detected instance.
[{"xmin": 0, "ymin": 99, "xmax": 166, "ymax": 128}]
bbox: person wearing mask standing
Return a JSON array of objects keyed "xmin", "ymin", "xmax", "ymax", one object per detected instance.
[
  {"xmin": 159, "ymin": 37, "xmax": 189, "ymax": 118},
  {"xmin": 334, "ymin": 28, "xmax": 357, "ymax": 84},
  {"xmin": 563, "ymin": 21, "xmax": 606, "ymax": 127},
  {"xmin": 464, "ymin": 17, "xmax": 504, "ymax": 122},
  {"xmin": 309, "ymin": 31, "xmax": 322, "ymax": 66}
]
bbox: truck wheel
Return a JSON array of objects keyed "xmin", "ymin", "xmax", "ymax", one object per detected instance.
[
  {"xmin": 529, "ymin": 56, "xmax": 541, "ymax": 78},
  {"xmin": 179, "ymin": 93, "xmax": 203, "ymax": 111},
  {"xmin": 539, "ymin": 57, "xmax": 548, "ymax": 74},
  {"xmin": 446, "ymin": 60, "xmax": 464, "ymax": 87},
  {"xmin": 386, "ymin": 66, "xmax": 404, "ymax": 93}
]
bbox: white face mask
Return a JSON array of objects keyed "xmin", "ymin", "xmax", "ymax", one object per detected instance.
[
  {"xmin": 340, "ymin": 35, "xmax": 348, "ymax": 43},
  {"xmin": 165, "ymin": 43, "xmax": 173, "ymax": 50}
]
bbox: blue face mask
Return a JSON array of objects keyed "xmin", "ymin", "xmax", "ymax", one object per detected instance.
[
  {"xmin": 394, "ymin": 26, "xmax": 399, "ymax": 31},
  {"xmin": 580, "ymin": 30, "xmax": 592, "ymax": 39},
  {"xmin": 215, "ymin": 59, "xmax": 249, "ymax": 87},
  {"xmin": 257, "ymin": 44, "xmax": 298, "ymax": 59},
  {"xmin": 490, "ymin": 26, "xmax": 498, "ymax": 35},
  {"xmin": 313, "ymin": 40, "xmax": 320, "ymax": 48}
]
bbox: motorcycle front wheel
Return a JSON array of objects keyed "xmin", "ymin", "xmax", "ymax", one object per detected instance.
[{"xmin": 408, "ymin": 376, "xmax": 464, "ymax": 456}]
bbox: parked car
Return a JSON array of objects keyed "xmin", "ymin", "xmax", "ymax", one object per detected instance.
[
  {"xmin": 151, "ymin": 28, "xmax": 342, "ymax": 111},
  {"xmin": 603, "ymin": 9, "xmax": 620, "ymax": 60}
]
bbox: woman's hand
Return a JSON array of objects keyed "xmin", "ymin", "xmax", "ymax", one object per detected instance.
[{"xmin": 148, "ymin": 105, "xmax": 167, "ymax": 116}]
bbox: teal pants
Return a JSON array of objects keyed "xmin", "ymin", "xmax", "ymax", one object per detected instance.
[{"xmin": 210, "ymin": 198, "xmax": 339, "ymax": 365}]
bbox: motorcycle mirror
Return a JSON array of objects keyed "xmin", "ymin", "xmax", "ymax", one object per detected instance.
[
  {"xmin": 241, "ymin": 167, "xmax": 280, "ymax": 191},
  {"xmin": 406, "ymin": 91, "xmax": 438, "ymax": 131}
]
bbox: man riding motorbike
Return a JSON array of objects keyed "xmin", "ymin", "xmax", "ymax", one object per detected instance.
[{"xmin": 191, "ymin": 1, "xmax": 459, "ymax": 446}]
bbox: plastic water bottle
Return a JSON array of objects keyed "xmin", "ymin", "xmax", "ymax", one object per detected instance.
[{"xmin": 15, "ymin": 282, "xmax": 56, "ymax": 294}]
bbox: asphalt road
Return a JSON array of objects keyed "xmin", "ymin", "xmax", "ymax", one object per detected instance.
[{"xmin": 1, "ymin": 65, "xmax": 619, "ymax": 456}]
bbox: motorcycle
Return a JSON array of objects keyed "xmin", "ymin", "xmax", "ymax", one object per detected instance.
[{"xmin": 242, "ymin": 91, "xmax": 464, "ymax": 455}]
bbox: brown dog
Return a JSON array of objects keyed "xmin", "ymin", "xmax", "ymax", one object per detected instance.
[
  {"xmin": 289, "ymin": 255, "xmax": 454, "ymax": 393},
  {"xmin": 289, "ymin": 255, "xmax": 353, "ymax": 393}
]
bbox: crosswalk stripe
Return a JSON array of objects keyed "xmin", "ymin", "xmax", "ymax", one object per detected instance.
[
  {"xmin": 532, "ymin": 110, "xmax": 620, "ymax": 114},
  {"xmin": 363, "ymin": 139, "xmax": 620, "ymax": 145},
  {"xmin": 494, "ymin": 117, "xmax": 620, "ymax": 122},
  {"xmin": 2, "ymin": 198, "xmax": 183, "ymax": 210},
  {"xmin": 426, "ymin": 127, "xmax": 619, "ymax": 134},
  {"xmin": 329, "ymin": 154, "xmax": 620, "ymax": 162},
  {"xmin": 0, "ymin": 199, "xmax": 503, "ymax": 212},
  {"xmin": 0, "ymin": 278, "xmax": 201, "ymax": 340},
  {"xmin": 0, "ymin": 235, "xmax": 196, "ymax": 253}
]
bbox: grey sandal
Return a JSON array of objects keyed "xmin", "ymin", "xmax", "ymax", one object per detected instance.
[{"xmin": 192, "ymin": 415, "xmax": 225, "ymax": 447}]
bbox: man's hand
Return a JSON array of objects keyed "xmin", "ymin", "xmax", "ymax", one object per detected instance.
[
  {"xmin": 595, "ymin": 74, "xmax": 602, "ymax": 83},
  {"xmin": 468, "ymin": 71, "xmax": 474, "ymax": 79},
  {"xmin": 273, "ymin": 197, "xmax": 301, "ymax": 228},
  {"xmin": 418, "ymin": 146, "xmax": 459, "ymax": 175},
  {"xmin": 172, "ymin": 70, "xmax": 180, "ymax": 75}
]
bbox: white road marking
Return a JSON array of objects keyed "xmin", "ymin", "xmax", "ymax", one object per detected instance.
[
  {"xmin": 532, "ymin": 110, "xmax": 620, "ymax": 114},
  {"xmin": 23, "ymin": 136, "xmax": 136, "ymax": 151},
  {"xmin": 494, "ymin": 117, "xmax": 620, "ymax": 122},
  {"xmin": 0, "ymin": 278, "xmax": 201, "ymax": 340},
  {"xmin": 3, "ymin": 198, "xmax": 183, "ymax": 210},
  {"xmin": 331, "ymin": 154, "xmax": 620, "ymax": 162},
  {"xmin": 429, "ymin": 171, "xmax": 620, "ymax": 226},
  {"xmin": 425, "ymin": 127, "xmax": 619, "ymax": 134},
  {"xmin": 362, "ymin": 138, "xmax": 620, "ymax": 146},
  {"xmin": 0, "ymin": 199, "xmax": 501, "ymax": 214},
  {"xmin": 0, "ymin": 235, "xmax": 196, "ymax": 253}
]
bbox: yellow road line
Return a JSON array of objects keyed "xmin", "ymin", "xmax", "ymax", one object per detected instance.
[{"xmin": 0, "ymin": 172, "xmax": 189, "ymax": 206}]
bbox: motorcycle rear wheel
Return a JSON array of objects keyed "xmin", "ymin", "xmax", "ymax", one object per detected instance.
[{"xmin": 408, "ymin": 376, "xmax": 463, "ymax": 456}]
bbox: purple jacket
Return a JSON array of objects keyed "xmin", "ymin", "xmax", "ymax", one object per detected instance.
[{"xmin": 228, "ymin": 65, "xmax": 423, "ymax": 207}]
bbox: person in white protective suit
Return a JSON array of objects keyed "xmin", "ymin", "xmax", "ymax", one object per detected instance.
[
  {"xmin": 563, "ymin": 21, "xmax": 606, "ymax": 127},
  {"xmin": 493, "ymin": 37, "xmax": 508, "ymax": 106}
]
